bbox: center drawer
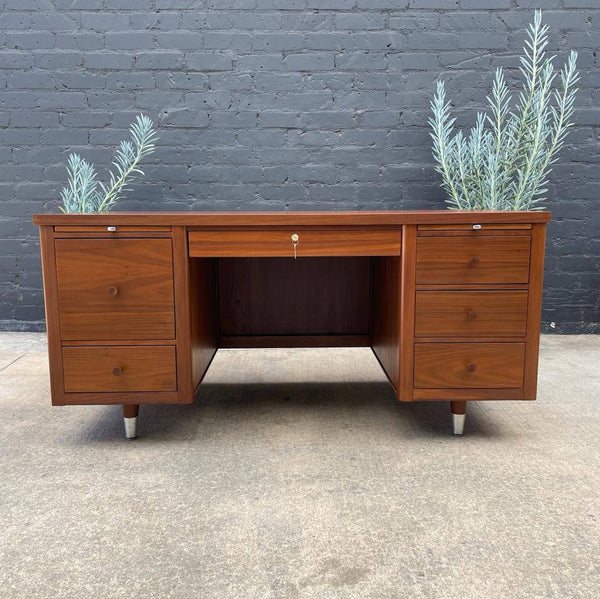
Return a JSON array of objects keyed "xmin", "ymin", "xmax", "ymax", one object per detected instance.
[
  {"xmin": 188, "ymin": 229, "xmax": 401, "ymax": 258},
  {"xmin": 416, "ymin": 236, "xmax": 531, "ymax": 284},
  {"xmin": 62, "ymin": 346, "xmax": 177, "ymax": 393}
]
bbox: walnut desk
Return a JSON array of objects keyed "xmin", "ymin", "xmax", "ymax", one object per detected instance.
[{"xmin": 33, "ymin": 211, "xmax": 550, "ymax": 439}]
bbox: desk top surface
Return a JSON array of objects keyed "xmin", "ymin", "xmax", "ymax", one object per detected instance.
[{"xmin": 34, "ymin": 210, "xmax": 551, "ymax": 227}]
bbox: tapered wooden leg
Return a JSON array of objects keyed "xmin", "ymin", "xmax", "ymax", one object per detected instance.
[
  {"xmin": 122, "ymin": 404, "xmax": 139, "ymax": 439},
  {"xmin": 451, "ymin": 401, "xmax": 466, "ymax": 435}
]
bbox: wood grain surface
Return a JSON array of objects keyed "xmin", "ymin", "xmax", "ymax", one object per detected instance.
[
  {"xmin": 189, "ymin": 229, "xmax": 401, "ymax": 257},
  {"xmin": 55, "ymin": 238, "xmax": 175, "ymax": 340},
  {"xmin": 219, "ymin": 335, "xmax": 370, "ymax": 348},
  {"xmin": 217, "ymin": 257, "xmax": 371, "ymax": 336},
  {"xmin": 187, "ymin": 255, "xmax": 218, "ymax": 397},
  {"xmin": 371, "ymin": 256, "xmax": 401, "ymax": 392},
  {"xmin": 39, "ymin": 225, "xmax": 66, "ymax": 405},
  {"xmin": 171, "ymin": 226, "xmax": 218, "ymax": 403},
  {"xmin": 62, "ymin": 345, "xmax": 177, "ymax": 393},
  {"xmin": 415, "ymin": 290, "xmax": 528, "ymax": 337},
  {"xmin": 398, "ymin": 224, "xmax": 418, "ymax": 401},
  {"xmin": 414, "ymin": 343, "xmax": 526, "ymax": 389},
  {"xmin": 416, "ymin": 236, "xmax": 531, "ymax": 284},
  {"xmin": 34, "ymin": 210, "xmax": 551, "ymax": 227},
  {"xmin": 523, "ymin": 223, "xmax": 547, "ymax": 399},
  {"xmin": 34, "ymin": 211, "xmax": 550, "ymax": 410}
]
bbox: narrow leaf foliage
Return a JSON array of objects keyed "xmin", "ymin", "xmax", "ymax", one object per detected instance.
[
  {"xmin": 430, "ymin": 11, "xmax": 579, "ymax": 211},
  {"xmin": 60, "ymin": 114, "xmax": 157, "ymax": 213}
]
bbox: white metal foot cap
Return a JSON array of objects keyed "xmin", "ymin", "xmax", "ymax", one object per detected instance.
[
  {"xmin": 124, "ymin": 416, "xmax": 138, "ymax": 439},
  {"xmin": 453, "ymin": 413, "xmax": 465, "ymax": 435}
]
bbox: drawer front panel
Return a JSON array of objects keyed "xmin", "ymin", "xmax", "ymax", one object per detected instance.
[
  {"xmin": 416, "ymin": 236, "xmax": 531, "ymax": 284},
  {"xmin": 414, "ymin": 343, "xmax": 525, "ymax": 388},
  {"xmin": 63, "ymin": 346, "xmax": 177, "ymax": 392},
  {"xmin": 415, "ymin": 290, "xmax": 528, "ymax": 337},
  {"xmin": 189, "ymin": 229, "xmax": 401, "ymax": 257},
  {"xmin": 55, "ymin": 238, "xmax": 175, "ymax": 340}
]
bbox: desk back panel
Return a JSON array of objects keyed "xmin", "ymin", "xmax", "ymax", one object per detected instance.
[{"xmin": 217, "ymin": 257, "xmax": 371, "ymax": 342}]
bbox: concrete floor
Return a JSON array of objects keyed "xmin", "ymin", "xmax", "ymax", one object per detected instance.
[{"xmin": 0, "ymin": 333, "xmax": 598, "ymax": 599}]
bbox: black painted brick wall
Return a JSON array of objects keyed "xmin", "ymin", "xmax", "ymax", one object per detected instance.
[{"xmin": 0, "ymin": 1, "xmax": 598, "ymax": 333}]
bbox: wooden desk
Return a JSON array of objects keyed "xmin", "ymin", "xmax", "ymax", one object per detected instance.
[{"xmin": 34, "ymin": 211, "xmax": 550, "ymax": 438}]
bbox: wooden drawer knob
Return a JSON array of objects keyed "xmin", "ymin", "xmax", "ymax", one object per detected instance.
[
  {"xmin": 467, "ymin": 309, "xmax": 478, "ymax": 319},
  {"xmin": 470, "ymin": 256, "xmax": 480, "ymax": 265},
  {"xmin": 112, "ymin": 367, "xmax": 122, "ymax": 376},
  {"xmin": 466, "ymin": 363, "xmax": 477, "ymax": 373},
  {"xmin": 107, "ymin": 286, "xmax": 119, "ymax": 296}
]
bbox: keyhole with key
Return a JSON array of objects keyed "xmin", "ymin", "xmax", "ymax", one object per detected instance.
[{"xmin": 291, "ymin": 233, "xmax": 299, "ymax": 259}]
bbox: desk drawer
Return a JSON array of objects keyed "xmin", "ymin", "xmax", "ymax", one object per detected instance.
[
  {"xmin": 55, "ymin": 238, "xmax": 175, "ymax": 340},
  {"xmin": 416, "ymin": 236, "xmax": 531, "ymax": 284},
  {"xmin": 415, "ymin": 290, "xmax": 528, "ymax": 337},
  {"xmin": 188, "ymin": 229, "xmax": 401, "ymax": 257},
  {"xmin": 414, "ymin": 343, "xmax": 525, "ymax": 388},
  {"xmin": 62, "ymin": 346, "xmax": 177, "ymax": 392}
]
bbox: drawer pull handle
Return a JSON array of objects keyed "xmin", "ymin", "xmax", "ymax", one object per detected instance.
[
  {"xmin": 466, "ymin": 363, "xmax": 477, "ymax": 373},
  {"xmin": 107, "ymin": 226, "xmax": 117, "ymax": 232},
  {"xmin": 112, "ymin": 367, "xmax": 122, "ymax": 376},
  {"xmin": 470, "ymin": 256, "xmax": 480, "ymax": 265},
  {"xmin": 472, "ymin": 224, "xmax": 482, "ymax": 230},
  {"xmin": 467, "ymin": 310, "xmax": 478, "ymax": 319},
  {"xmin": 107, "ymin": 286, "xmax": 119, "ymax": 296},
  {"xmin": 291, "ymin": 233, "xmax": 299, "ymax": 259}
]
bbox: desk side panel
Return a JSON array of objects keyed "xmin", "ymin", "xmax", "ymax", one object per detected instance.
[
  {"xmin": 371, "ymin": 256, "xmax": 401, "ymax": 393},
  {"xmin": 523, "ymin": 223, "xmax": 547, "ymax": 399},
  {"xmin": 173, "ymin": 227, "xmax": 217, "ymax": 403},
  {"xmin": 190, "ymin": 256, "xmax": 218, "ymax": 393},
  {"xmin": 398, "ymin": 225, "xmax": 417, "ymax": 401},
  {"xmin": 39, "ymin": 225, "xmax": 66, "ymax": 405}
]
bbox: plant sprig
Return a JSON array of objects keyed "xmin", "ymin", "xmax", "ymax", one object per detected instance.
[
  {"xmin": 59, "ymin": 114, "xmax": 157, "ymax": 213},
  {"xmin": 429, "ymin": 10, "xmax": 579, "ymax": 211}
]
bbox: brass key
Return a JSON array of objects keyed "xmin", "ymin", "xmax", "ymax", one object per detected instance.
[{"xmin": 291, "ymin": 233, "xmax": 299, "ymax": 259}]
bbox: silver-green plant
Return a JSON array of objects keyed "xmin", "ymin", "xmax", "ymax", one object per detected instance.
[
  {"xmin": 60, "ymin": 114, "xmax": 157, "ymax": 213},
  {"xmin": 430, "ymin": 10, "xmax": 579, "ymax": 211}
]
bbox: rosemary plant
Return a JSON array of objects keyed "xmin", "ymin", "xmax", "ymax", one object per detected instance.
[
  {"xmin": 60, "ymin": 114, "xmax": 157, "ymax": 213},
  {"xmin": 429, "ymin": 10, "xmax": 579, "ymax": 211}
]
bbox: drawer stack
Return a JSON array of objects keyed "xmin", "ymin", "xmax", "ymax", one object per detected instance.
[
  {"xmin": 52, "ymin": 233, "xmax": 177, "ymax": 402},
  {"xmin": 412, "ymin": 224, "xmax": 537, "ymax": 399}
]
